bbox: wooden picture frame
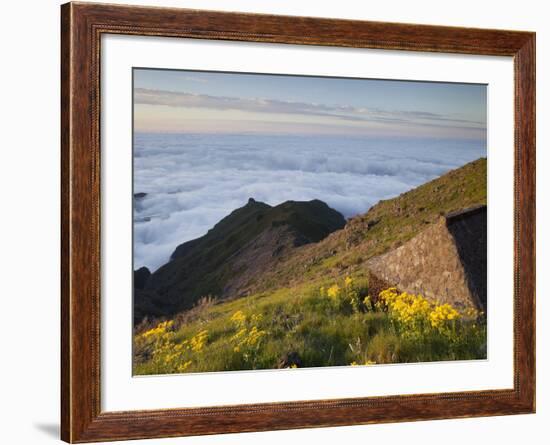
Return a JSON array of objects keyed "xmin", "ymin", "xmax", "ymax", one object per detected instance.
[{"xmin": 61, "ymin": 2, "xmax": 535, "ymax": 442}]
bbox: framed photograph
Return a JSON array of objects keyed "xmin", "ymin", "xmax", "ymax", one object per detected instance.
[{"xmin": 61, "ymin": 2, "xmax": 535, "ymax": 442}]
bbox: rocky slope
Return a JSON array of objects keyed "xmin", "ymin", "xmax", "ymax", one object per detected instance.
[{"xmin": 367, "ymin": 205, "xmax": 487, "ymax": 311}]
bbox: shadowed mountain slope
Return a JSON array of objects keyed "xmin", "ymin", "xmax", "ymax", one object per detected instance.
[{"xmin": 134, "ymin": 198, "xmax": 345, "ymax": 322}]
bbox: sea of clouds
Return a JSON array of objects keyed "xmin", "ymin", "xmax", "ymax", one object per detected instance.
[{"xmin": 133, "ymin": 133, "xmax": 486, "ymax": 271}]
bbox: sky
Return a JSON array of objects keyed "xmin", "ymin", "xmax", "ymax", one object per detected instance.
[{"xmin": 133, "ymin": 68, "xmax": 487, "ymax": 139}]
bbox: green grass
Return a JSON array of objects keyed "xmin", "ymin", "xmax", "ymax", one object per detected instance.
[{"xmin": 133, "ymin": 277, "xmax": 486, "ymax": 375}]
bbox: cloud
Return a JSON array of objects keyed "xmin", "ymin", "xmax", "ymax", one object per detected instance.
[
  {"xmin": 134, "ymin": 88, "xmax": 485, "ymax": 130},
  {"xmin": 133, "ymin": 133, "xmax": 486, "ymax": 271}
]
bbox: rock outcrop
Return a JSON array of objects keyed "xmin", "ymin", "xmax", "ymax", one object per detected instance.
[
  {"xmin": 367, "ymin": 205, "xmax": 486, "ymax": 311},
  {"xmin": 134, "ymin": 266, "xmax": 151, "ymax": 290}
]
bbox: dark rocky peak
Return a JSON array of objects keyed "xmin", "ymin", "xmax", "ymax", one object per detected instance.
[{"xmin": 134, "ymin": 266, "xmax": 151, "ymax": 290}]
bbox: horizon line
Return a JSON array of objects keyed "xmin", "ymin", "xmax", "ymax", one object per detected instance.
[{"xmin": 133, "ymin": 130, "xmax": 487, "ymax": 142}]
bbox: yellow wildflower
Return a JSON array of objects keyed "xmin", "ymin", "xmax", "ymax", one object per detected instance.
[
  {"xmin": 177, "ymin": 361, "xmax": 192, "ymax": 372},
  {"xmin": 378, "ymin": 287, "xmax": 464, "ymax": 338},
  {"xmin": 190, "ymin": 330, "xmax": 208, "ymax": 352},
  {"xmin": 230, "ymin": 310, "xmax": 247, "ymax": 327},
  {"xmin": 141, "ymin": 320, "xmax": 174, "ymax": 340},
  {"xmin": 378, "ymin": 287, "xmax": 399, "ymax": 310},
  {"xmin": 231, "ymin": 327, "xmax": 247, "ymax": 343},
  {"xmin": 429, "ymin": 304, "xmax": 460, "ymax": 330},
  {"xmin": 246, "ymin": 326, "xmax": 267, "ymax": 347},
  {"xmin": 327, "ymin": 284, "xmax": 341, "ymax": 299},
  {"xmin": 251, "ymin": 313, "xmax": 263, "ymax": 325}
]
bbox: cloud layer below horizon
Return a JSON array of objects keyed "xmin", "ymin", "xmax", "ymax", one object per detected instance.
[{"xmin": 133, "ymin": 133, "xmax": 486, "ymax": 271}]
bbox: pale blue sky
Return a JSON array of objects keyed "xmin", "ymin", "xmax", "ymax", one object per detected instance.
[{"xmin": 133, "ymin": 68, "xmax": 487, "ymax": 139}]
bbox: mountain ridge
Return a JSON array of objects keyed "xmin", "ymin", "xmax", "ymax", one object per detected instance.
[
  {"xmin": 134, "ymin": 198, "xmax": 346, "ymax": 322},
  {"xmin": 237, "ymin": 157, "xmax": 487, "ymax": 298}
]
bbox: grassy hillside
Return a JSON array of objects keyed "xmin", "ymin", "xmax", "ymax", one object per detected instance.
[
  {"xmin": 243, "ymin": 157, "xmax": 487, "ymax": 296},
  {"xmin": 134, "ymin": 277, "xmax": 486, "ymax": 374},
  {"xmin": 134, "ymin": 158, "xmax": 487, "ymax": 374}
]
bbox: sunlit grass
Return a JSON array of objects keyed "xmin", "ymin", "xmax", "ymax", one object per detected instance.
[{"xmin": 133, "ymin": 276, "xmax": 486, "ymax": 375}]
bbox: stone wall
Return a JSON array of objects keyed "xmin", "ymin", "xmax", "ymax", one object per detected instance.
[{"xmin": 367, "ymin": 206, "xmax": 487, "ymax": 311}]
